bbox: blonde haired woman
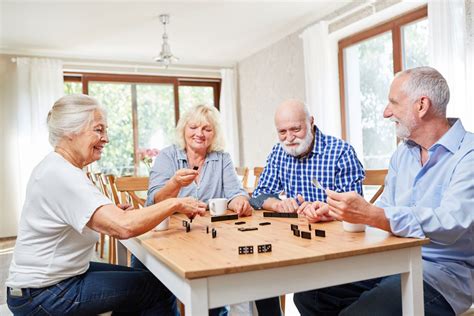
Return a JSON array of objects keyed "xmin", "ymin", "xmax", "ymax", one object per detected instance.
[
  {"xmin": 142, "ymin": 104, "xmax": 282, "ymax": 316},
  {"xmin": 147, "ymin": 104, "xmax": 252, "ymax": 214}
]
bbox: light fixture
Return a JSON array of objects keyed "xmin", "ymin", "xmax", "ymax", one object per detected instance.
[{"xmin": 154, "ymin": 14, "xmax": 179, "ymax": 68}]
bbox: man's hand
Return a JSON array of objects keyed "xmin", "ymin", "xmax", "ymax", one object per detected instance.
[
  {"xmin": 298, "ymin": 201, "xmax": 335, "ymax": 223},
  {"xmin": 171, "ymin": 169, "xmax": 199, "ymax": 187},
  {"xmin": 325, "ymin": 189, "xmax": 390, "ymax": 231},
  {"xmin": 228, "ymin": 196, "xmax": 253, "ymax": 217},
  {"xmin": 265, "ymin": 194, "xmax": 305, "ymax": 213}
]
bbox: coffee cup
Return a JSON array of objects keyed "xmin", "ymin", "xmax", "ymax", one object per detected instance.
[
  {"xmin": 155, "ymin": 216, "xmax": 170, "ymax": 231},
  {"xmin": 342, "ymin": 221, "xmax": 366, "ymax": 232},
  {"xmin": 209, "ymin": 198, "xmax": 227, "ymax": 216}
]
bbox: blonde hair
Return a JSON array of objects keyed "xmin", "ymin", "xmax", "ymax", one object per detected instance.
[
  {"xmin": 47, "ymin": 94, "xmax": 106, "ymax": 146},
  {"xmin": 175, "ymin": 104, "xmax": 225, "ymax": 152}
]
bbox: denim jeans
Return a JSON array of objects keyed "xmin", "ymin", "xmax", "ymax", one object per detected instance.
[
  {"xmin": 293, "ymin": 274, "xmax": 454, "ymax": 316},
  {"xmin": 7, "ymin": 261, "xmax": 178, "ymax": 316},
  {"xmin": 131, "ymin": 255, "xmax": 282, "ymax": 316}
]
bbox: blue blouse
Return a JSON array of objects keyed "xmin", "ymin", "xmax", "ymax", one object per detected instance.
[{"xmin": 146, "ymin": 145, "xmax": 248, "ymax": 206}]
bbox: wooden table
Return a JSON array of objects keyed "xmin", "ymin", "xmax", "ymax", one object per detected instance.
[{"xmin": 117, "ymin": 211, "xmax": 428, "ymax": 315}]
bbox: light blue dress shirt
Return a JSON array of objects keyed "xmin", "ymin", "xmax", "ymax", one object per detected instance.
[
  {"xmin": 146, "ymin": 144, "xmax": 248, "ymax": 206},
  {"xmin": 377, "ymin": 118, "xmax": 474, "ymax": 315}
]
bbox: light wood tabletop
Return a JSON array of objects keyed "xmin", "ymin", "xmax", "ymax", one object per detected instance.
[{"xmin": 133, "ymin": 211, "xmax": 429, "ymax": 279}]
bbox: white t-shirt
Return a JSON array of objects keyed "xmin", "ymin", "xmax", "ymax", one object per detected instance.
[{"xmin": 6, "ymin": 152, "xmax": 112, "ymax": 288}]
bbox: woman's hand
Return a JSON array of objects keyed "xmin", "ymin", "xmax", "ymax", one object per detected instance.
[
  {"xmin": 228, "ymin": 196, "xmax": 253, "ymax": 217},
  {"xmin": 171, "ymin": 168, "xmax": 199, "ymax": 187},
  {"xmin": 176, "ymin": 197, "xmax": 207, "ymax": 219}
]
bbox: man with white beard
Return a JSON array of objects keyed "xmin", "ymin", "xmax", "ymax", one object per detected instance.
[
  {"xmin": 294, "ymin": 67, "xmax": 473, "ymax": 315},
  {"xmin": 250, "ymin": 99, "xmax": 364, "ymax": 221}
]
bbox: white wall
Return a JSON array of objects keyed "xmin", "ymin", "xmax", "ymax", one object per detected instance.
[
  {"xmin": 238, "ymin": 33, "xmax": 305, "ymax": 167},
  {"xmin": 0, "ymin": 55, "xmax": 20, "ymax": 237}
]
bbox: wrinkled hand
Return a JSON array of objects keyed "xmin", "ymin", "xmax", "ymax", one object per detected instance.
[
  {"xmin": 297, "ymin": 201, "xmax": 334, "ymax": 223},
  {"xmin": 117, "ymin": 203, "xmax": 134, "ymax": 211},
  {"xmin": 228, "ymin": 196, "xmax": 253, "ymax": 217},
  {"xmin": 272, "ymin": 194, "xmax": 305, "ymax": 213},
  {"xmin": 172, "ymin": 168, "xmax": 199, "ymax": 187},
  {"xmin": 325, "ymin": 189, "xmax": 370, "ymax": 223},
  {"xmin": 176, "ymin": 197, "xmax": 207, "ymax": 219}
]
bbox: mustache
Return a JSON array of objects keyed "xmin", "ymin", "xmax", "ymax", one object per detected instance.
[{"xmin": 389, "ymin": 117, "xmax": 399, "ymax": 123}]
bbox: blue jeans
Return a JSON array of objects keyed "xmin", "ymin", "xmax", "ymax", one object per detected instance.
[
  {"xmin": 293, "ymin": 274, "xmax": 454, "ymax": 316},
  {"xmin": 7, "ymin": 261, "xmax": 178, "ymax": 315},
  {"xmin": 131, "ymin": 255, "xmax": 282, "ymax": 316}
]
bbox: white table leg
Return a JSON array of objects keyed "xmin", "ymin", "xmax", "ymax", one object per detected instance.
[
  {"xmin": 401, "ymin": 247, "xmax": 424, "ymax": 316},
  {"xmin": 185, "ymin": 278, "xmax": 209, "ymax": 316}
]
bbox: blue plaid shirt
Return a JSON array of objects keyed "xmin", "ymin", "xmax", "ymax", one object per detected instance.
[{"xmin": 250, "ymin": 127, "xmax": 364, "ymax": 208}]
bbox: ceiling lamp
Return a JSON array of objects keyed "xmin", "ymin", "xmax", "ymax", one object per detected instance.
[{"xmin": 154, "ymin": 14, "xmax": 179, "ymax": 68}]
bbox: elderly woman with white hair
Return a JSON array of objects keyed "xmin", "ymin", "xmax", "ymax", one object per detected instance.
[
  {"xmin": 140, "ymin": 104, "xmax": 282, "ymax": 316},
  {"xmin": 6, "ymin": 94, "xmax": 206, "ymax": 315}
]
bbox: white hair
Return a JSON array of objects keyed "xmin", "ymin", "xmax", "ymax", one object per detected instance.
[
  {"xmin": 47, "ymin": 94, "xmax": 106, "ymax": 146},
  {"xmin": 395, "ymin": 66, "xmax": 450, "ymax": 117}
]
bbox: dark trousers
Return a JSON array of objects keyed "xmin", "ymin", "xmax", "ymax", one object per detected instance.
[
  {"xmin": 293, "ymin": 274, "xmax": 454, "ymax": 316},
  {"xmin": 7, "ymin": 261, "xmax": 178, "ymax": 315}
]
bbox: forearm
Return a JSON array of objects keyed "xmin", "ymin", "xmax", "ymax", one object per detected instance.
[
  {"xmin": 90, "ymin": 199, "xmax": 179, "ymax": 239},
  {"xmin": 367, "ymin": 204, "xmax": 391, "ymax": 232},
  {"xmin": 153, "ymin": 178, "xmax": 181, "ymax": 203}
]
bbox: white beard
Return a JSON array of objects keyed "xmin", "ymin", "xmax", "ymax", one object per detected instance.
[
  {"xmin": 280, "ymin": 126, "xmax": 314, "ymax": 157},
  {"xmin": 390, "ymin": 117, "xmax": 415, "ymax": 140}
]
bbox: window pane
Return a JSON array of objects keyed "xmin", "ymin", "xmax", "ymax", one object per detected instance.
[
  {"xmin": 344, "ymin": 31, "xmax": 397, "ymax": 169},
  {"xmin": 402, "ymin": 18, "xmax": 429, "ymax": 69},
  {"xmin": 64, "ymin": 81, "xmax": 82, "ymax": 94},
  {"xmin": 136, "ymin": 84, "xmax": 175, "ymax": 175},
  {"xmin": 89, "ymin": 82, "xmax": 134, "ymax": 176},
  {"xmin": 178, "ymin": 86, "xmax": 214, "ymax": 116}
]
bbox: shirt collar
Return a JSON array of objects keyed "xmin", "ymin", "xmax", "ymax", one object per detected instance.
[
  {"xmin": 176, "ymin": 146, "xmax": 220, "ymax": 162},
  {"xmin": 313, "ymin": 126, "xmax": 325, "ymax": 155},
  {"xmin": 405, "ymin": 118, "xmax": 465, "ymax": 154},
  {"xmin": 430, "ymin": 118, "xmax": 465, "ymax": 154}
]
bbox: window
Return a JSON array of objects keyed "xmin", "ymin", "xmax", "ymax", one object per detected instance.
[
  {"xmin": 64, "ymin": 73, "xmax": 221, "ymax": 175},
  {"xmin": 339, "ymin": 6, "xmax": 428, "ymax": 169}
]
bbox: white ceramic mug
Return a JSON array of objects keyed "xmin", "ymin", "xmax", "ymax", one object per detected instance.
[
  {"xmin": 342, "ymin": 221, "xmax": 366, "ymax": 232},
  {"xmin": 209, "ymin": 198, "xmax": 227, "ymax": 216},
  {"xmin": 155, "ymin": 216, "xmax": 170, "ymax": 231}
]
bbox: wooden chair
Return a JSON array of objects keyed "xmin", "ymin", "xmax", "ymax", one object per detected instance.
[
  {"xmin": 87, "ymin": 172, "xmax": 107, "ymax": 259},
  {"xmin": 253, "ymin": 167, "xmax": 264, "ymax": 188},
  {"xmin": 363, "ymin": 169, "xmax": 388, "ymax": 204},
  {"xmin": 235, "ymin": 167, "xmax": 249, "ymax": 188},
  {"xmin": 114, "ymin": 176, "xmax": 148, "ymax": 208}
]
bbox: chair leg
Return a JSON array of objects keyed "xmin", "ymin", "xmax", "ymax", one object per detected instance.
[
  {"xmin": 280, "ymin": 295, "xmax": 286, "ymax": 315},
  {"xmin": 111, "ymin": 237, "xmax": 116, "ymax": 265},
  {"xmin": 179, "ymin": 300, "xmax": 185, "ymax": 316},
  {"xmin": 99, "ymin": 233, "xmax": 105, "ymax": 259}
]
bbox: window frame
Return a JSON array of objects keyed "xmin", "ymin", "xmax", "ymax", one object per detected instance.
[
  {"xmin": 64, "ymin": 72, "xmax": 221, "ymax": 174},
  {"xmin": 337, "ymin": 5, "xmax": 427, "ymax": 140}
]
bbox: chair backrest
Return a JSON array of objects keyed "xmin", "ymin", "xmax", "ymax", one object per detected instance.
[
  {"xmin": 115, "ymin": 176, "xmax": 149, "ymax": 208},
  {"xmin": 363, "ymin": 169, "xmax": 388, "ymax": 204},
  {"xmin": 105, "ymin": 174, "xmax": 120, "ymax": 205},
  {"xmin": 253, "ymin": 167, "xmax": 264, "ymax": 188},
  {"xmin": 235, "ymin": 167, "xmax": 249, "ymax": 188}
]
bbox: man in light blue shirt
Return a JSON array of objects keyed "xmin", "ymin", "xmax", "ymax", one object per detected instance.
[{"xmin": 294, "ymin": 67, "xmax": 473, "ymax": 315}]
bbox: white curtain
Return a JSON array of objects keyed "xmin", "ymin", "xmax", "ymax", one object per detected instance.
[
  {"xmin": 219, "ymin": 68, "xmax": 241, "ymax": 166},
  {"xmin": 300, "ymin": 21, "xmax": 342, "ymax": 138},
  {"xmin": 0, "ymin": 57, "xmax": 63, "ymax": 237},
  {"xmin": 428, "ymin": 0, "xmax": 474, "ymax": 131}
]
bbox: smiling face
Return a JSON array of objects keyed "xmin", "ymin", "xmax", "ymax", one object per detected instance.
[
  {"xmin": 184, "ymin": 119, "xmax": 215, "ymax": 154},
  {"xmin": 275, "ymin": 100, "xmax": 314, "ymax": 157},
  {"xmin": 70, "ymin": 110, "xmax": 109, "ymax": 166},
  {"xmin": 384, "ymin": 75, "xmax": 418, "ymax": 140}
]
